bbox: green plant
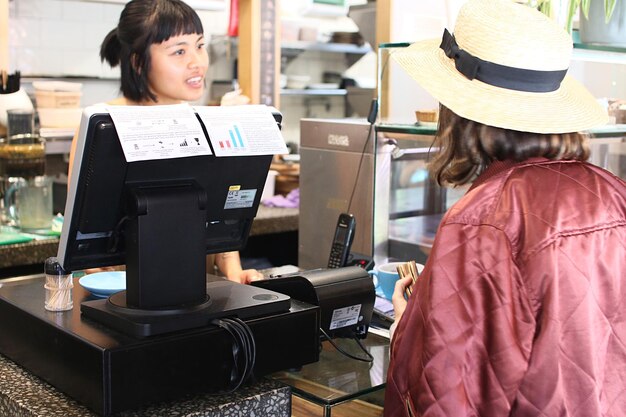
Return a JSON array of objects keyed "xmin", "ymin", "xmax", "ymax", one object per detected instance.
[{"xmin": 528, "ymin": 0, "xmax": 619, "ymax": 32}]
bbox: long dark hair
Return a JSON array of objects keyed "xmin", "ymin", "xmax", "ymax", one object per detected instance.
[
  {"xmin": 100, "ymin": 0, "xmax": 204, "ymax": 103},
  {"xmin": 429, "ymin": 105, "xmax": 590, "ymax": 186}
]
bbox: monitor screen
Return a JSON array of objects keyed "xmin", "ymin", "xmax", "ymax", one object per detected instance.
[{"xmin": 58, "ymin": 106, "xmax": 278, "ymax": 312}]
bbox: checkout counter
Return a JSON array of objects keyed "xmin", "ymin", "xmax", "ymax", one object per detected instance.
[
  {"xmin": 0, "ymin": 107, "xmax": 322, "ymax": 416},
  {"xmin": 0, "ymin": 348, "xmax": 291, "ymax": 416},
  {"xmin": 0, "ymin": 272, "xmax": 318, "ymax": 416},
  {"xmin": 0, "ymin": 265, "xmax": 385, "ymax": 417}
]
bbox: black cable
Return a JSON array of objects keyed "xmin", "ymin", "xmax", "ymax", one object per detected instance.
[
  {"xmin": 346, "ymin": 122, "xmax": 375, "ymax": 214},
  {"xmin": 210, "ymin": 317, "xmax": 257, "ymax": 393},
  {"xmin": 228, "ymin": 317, "xmax": 256, "ymax": 378},
  {"xmin": 346, "ymin": 44, "xmax": 405, "ymax": 214},
  {"xmin": 107, "ymin": 214, "xmax": 130, "ymax": 253},
  {"xmin": 354, "ymin": 336, "xmax": 374, "ymax": 362},
  {"xmin": 346, "ymin": 45, "xmax": 419, "ymax": 214},
  {"xmin": 319, "ymin": 328, "xmax": 374, "ymax": 363}
]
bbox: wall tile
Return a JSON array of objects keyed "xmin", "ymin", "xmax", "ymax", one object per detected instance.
[
  {"xmin": 9, "ymin": 0, "xmax": 119, "ymax": 77},
  {"xmin": 17, "ymin": 0, "xmax": 61, "ymax": 20},
  {"xmin": 34, "ymin": 46, "xmax": 66, "ymax": 75},
  {"xmin": 9, "ymin": 17, "xmax": 41, "ymax": 48},
  {"xmin": 63, "ymin": 48, "xmax": 102, "ymax": 76},
  {"xmin": 40, "ymin": 19, "xmax": 80, "ymax": 48},
  {"xmin": 61, "ymin": 1, "xmax": 103, "ymax": 21},
  {"xmin": 86, "ymin": 22, "xmax": 116, "ymax": 51},
  {"xmin": 102, "ymin": 4, "xmax": 125, "ymax": 22}
]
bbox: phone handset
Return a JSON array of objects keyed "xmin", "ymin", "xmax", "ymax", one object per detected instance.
[{"xmin": 327, "ymin": 213, "xmax": 356, "ymax": 269}]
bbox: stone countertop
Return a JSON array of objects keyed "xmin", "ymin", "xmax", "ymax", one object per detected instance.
[
  {"xmin": 249, "ymin": 205, "xmax": 298, "ymax": 236},
  {"xmin": 0, "ymin": 206, "xmax": 298, "ymax": 269},
  {"xmin": 0, "ymin": 352, "xmax": 290, "ymax": 416}
]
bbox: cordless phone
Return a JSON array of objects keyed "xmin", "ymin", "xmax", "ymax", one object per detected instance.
[{"xmin": 327, "ymin": 213, "xmax": 356, "ymax": 269}]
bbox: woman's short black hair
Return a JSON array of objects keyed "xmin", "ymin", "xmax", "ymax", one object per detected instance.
[{"xmin": 100, "ymin": 0, "xmax": 204, "ymax": 103}]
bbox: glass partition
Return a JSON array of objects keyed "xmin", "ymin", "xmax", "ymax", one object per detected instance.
[{"xmin": 373, "ymin": 42, "xmax": 626, "ymax": 266}]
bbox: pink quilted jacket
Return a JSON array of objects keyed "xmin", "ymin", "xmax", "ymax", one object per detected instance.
[{"xmin": 384, "ymin": 158, "xmax": 626, "ymax": 417}]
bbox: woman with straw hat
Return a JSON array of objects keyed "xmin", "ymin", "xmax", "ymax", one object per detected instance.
[{"xmin": 385, "ymin": 0, "xmax": 626, "ymax": 416}]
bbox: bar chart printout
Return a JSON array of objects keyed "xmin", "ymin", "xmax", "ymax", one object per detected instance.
[
  {"xmin": 214, "ymin": 124, "xmax": 246, "ymax": 151},
  {"xmin": 195, "ymin": 105, "xmax": 288, "ymax": 157}
]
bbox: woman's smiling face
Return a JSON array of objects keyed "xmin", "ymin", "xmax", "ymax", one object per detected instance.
[{"xmin": 145, "ymin": 32, "xmax": 209, "ymax": 105}]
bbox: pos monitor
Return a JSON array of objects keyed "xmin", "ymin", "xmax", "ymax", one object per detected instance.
[{"xmin": 58, "ymin": 106, "xmax": 290, "ymax": 337}]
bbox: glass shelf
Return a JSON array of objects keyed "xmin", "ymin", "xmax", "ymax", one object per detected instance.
[
  {"xmin": 377, "ymin": 122, "xmax": 626, "ymax": 138},
  {"xmin": 378, "ymin": 42, "xmax": 411, "ymax": 49},
  {"xmin": 376, "ymin": 123, "xmax": 437, "ymax": 136},
  {"xmin": 572, "ymin": 41, "xmax": 626, "ymax": 64},
  {"xmin": 379, "ymin": 37, "xmax": 626, "ymax": 65},
  {"xmin": 587, "ymin": 124, "xmax": 626, "ymax": 138},
  {"xmin": 572, "ymin": 29, "xmax": 626, "ymax": 54},
  {"xmin": 268, "ymin": 332, "xmax": 388, "ymax": 412},
  {"xmin": 281, "ymin": 41, "xmax": 372, "ymax": 55},
  {"xmin": 280, "ymin": 88, "xmax": 347, "ymax": 96},
  {"xmin": 381, "ymin": 35, "xmax": 626, "ymax": 55}
]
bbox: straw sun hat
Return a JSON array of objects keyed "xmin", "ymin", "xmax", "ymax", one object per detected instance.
[{"xmin": 392, "ymin": 0, "xmax": 608, "ymax": 134}]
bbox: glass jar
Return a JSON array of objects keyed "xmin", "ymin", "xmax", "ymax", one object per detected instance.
[{"xmin": 44, "ymin": 257, "xmax": 73, "ymax": 312}]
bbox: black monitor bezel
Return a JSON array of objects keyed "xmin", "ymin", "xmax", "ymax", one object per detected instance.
[{"xmin": 58, "ymin": 106, "xmax": 275, "ymax": 272}]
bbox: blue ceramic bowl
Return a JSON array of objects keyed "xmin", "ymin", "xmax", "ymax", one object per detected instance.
[{"xmin": 79, "ymin": 271, "xmax": 126, "ymax": 298}]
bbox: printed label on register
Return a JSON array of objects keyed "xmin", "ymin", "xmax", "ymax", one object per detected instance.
[
  {"xmin": 224, "ymin": 189, "xmax": 257, "ymax": 209},
  {"xmin": 329, "ymin": 304, "xmax": 362, "ymax": 330},
  {"xmin": 107, "ymin": 103, "xmax": 212, "ymax": 162}
]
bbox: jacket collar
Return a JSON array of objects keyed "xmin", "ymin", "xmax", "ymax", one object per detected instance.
[{"xmin": 469, "ymin": 157, "xmax": 549, "ymax": 192}]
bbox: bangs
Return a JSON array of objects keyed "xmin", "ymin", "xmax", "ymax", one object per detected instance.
[{"xmin": 149, "ymin": 1, "xmax": 204, "ymax": 43}]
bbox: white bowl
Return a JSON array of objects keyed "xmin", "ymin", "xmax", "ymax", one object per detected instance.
[{"xmin": 286, "ymin": 75, "xmax": 311, "ymax": 89}]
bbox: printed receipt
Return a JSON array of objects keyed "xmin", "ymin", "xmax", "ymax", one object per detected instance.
[
  {"xmin": 107, "ymin": 104, "xmax": 211, "ymax": 162},
  {"xmin": 194, "ymin": 105, "xmax": 289, "ymax": 157}
]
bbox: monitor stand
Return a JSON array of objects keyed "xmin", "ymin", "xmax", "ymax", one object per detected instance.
[
  {"xmin": 80, "ymin": 184, "xmax": 290, "ymax": 338},
  {"xmin": 81, "ymin": 279, "xmax": 291, "ymax": 338}
]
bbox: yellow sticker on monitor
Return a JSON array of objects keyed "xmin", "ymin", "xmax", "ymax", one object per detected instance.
[
  {"xmin": 229, "ymin": 185, "xmax": 241, "ymax": 191},
  {"xmin": 224, "ymin": 189, "xmax": 257, "ymax": 209}
]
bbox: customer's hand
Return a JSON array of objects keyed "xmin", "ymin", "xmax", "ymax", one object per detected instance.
[
  {"xmin": 391, "ymin": 276, "xmax": 413, "ymax": 324},
  {"xmin": 228, "ymin": 269, "xmax": 265, "ymax": 284}
]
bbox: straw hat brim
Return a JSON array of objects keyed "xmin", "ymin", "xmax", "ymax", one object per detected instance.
[{"xmin": 392, "ymin": 39, "xmax": 608, "ymax": 134}]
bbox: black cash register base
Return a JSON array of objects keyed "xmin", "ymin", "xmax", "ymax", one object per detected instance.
[
  {"xmin": 0, "ymin": 107, "xmax": 320, "ymax": 416},
  {"xmin": 0, "ymin": 277, "xmax": 319, "ymax": 416}
]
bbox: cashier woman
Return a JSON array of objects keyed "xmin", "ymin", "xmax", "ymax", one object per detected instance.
[{"xmin": 68, "ymin": 0, "xmax": 263, "ymax": 284}]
